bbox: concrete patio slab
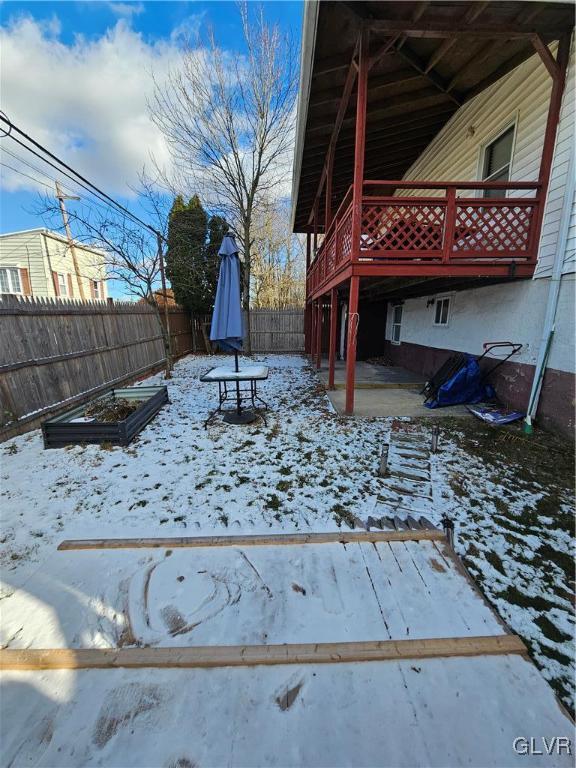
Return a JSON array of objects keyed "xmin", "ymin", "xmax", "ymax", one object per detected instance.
[
  {"xmin": 318, "ymin": 360, "xmax": 423, "ymax": 388},
  {"xmin": 317, "ymin": 359, "xmax": 471, "ymax": 418}
]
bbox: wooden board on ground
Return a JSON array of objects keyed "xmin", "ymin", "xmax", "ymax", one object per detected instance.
[
  {"xmin": 57, "ymin": 529, "xmax": 445, "ymax": 551},
  {"xmin": 0, "ymin": 635, "xmax": 527, "ymax": 670}
]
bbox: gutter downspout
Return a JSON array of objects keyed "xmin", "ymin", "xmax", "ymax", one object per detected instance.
[{"xmin": 524, "ymin": 142, "xmax": 574, "ymax": 434}]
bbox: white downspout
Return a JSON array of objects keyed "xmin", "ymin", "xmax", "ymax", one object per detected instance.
[{"xmin": 524, "ymin": 146, "xmax": 575, "ymax": 433}]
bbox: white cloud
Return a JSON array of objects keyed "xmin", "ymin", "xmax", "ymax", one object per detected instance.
[
  {"xmin": 0, "ymin": 14, "xmax": 180, "ymax": 197},
  {"xmin": 108, "ymin": 3, "xmax": 145, "ymax": 18}
]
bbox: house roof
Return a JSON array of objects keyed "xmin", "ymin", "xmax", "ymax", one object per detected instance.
[
  {"xmin": 291, "ymin": 1, "xmax": 574, "ymax": 232},
  {"xmin": 0, "ymin": 227, "xmax": 105, "ymax": 256}
]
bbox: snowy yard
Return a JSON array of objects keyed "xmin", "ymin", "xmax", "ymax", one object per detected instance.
[{"xmin": 1, "ymin": 353, "xmax": 574, "ymax": 710}]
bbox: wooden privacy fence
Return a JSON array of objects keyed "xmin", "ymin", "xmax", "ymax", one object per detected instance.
[
  {"xmin": 0, "ymin": 298, "xmax": 304, "ymax": 440},
  {"xmin": 0, "ymin": 296, "xmax": 193, "ymax": 440},
  {"xmin": 246, "ymin": 309, "xmax": 304, "ymax": 352}
]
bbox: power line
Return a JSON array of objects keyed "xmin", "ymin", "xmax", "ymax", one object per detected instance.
[
  {"xmin": 0, "ymin": 160, "xmax": 147, "ymax": 260},
  {"xmin": 6, "ymin": 133, "xmax": 152, "ymax": 232},
  {"xmin": 0, "ymin": 113, "xmax": 164, "ymax": 239},
  {"xmin": 1, "ymin": 144, "xmax": 120, "ymax": 219},
  {"xmin": 0, "ymin": 161, "xmax": 55, "ymax": 191}
]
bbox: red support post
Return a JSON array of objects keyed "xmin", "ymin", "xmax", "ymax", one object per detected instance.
[
  {"xmin": 328, "ymin": 288, "xmax": 338, "ymax": 390},
  {"xmin": 345, "ymin": 277, "xmax": 360, "ymax": 415},
  {"xmin": 351, "ymin": 27, "xmax": 369, "ymax": 263},
  {"xmin": 532, "ymin": 34, "xmax": 571, "ymax": 251},
  {"xmin": 443, "ymin": 185, "xmax": 457, "ymax": 263},
  {"xmin": 344, "ymin": 26, "xmax": 368, "ymax": 415},
  {"xmin": 315, "ymin": 299, "xmax": 323, "ymax": 369}
]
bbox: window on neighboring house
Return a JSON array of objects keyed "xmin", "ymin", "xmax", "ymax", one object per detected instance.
[
  {"xmin": 92, "ymin": 280, "xmax": 101, "ymax": 299},
  {"xmin": 391, "ymin": 304, "xmax": 403, "ymax": 344},
  {"xmin": 0, "ymin": 267, "xmax": 22, "ymax": 294},
  {"xmin": 482, "ymin": 125, "xmax": 515, "ymax": 199},
  {"xmin": 434, "ymin": 296, "xmax": 451, "ymax": 326},
  {"xmin": 57, "ymin": 273, "xmax": 68, "ymax": 296}
]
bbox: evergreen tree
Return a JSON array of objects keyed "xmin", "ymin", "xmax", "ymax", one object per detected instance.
[
  {"xmin": 205, "ymin": 214, "xmax": 229, "ymax": 311},
  {"xmin": 166, "ymin": 195, "xmax": 207, "ymax": 313},
  {"xmin": 166, "ymin": 195, "xmax": 229, "ymax": 315}
]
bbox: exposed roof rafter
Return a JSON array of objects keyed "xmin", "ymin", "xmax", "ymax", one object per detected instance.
[
  {"xmin": 424, "ymin": 2, "xmax": 491, "ymax": 73},
  {"xmin": 369, "ymin": 19, "xmax": 562, "ymax": 39},
  {"xmin": 393, "ymin": 43, "xmax": 463, "ymax": 105}
]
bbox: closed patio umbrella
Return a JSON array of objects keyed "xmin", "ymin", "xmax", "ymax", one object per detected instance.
[{"xmin": 210, "ymin": 233, "xmax": 253, "ymax": 423}]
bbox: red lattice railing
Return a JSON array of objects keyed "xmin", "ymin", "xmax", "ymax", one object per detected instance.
[
  {"xmin": 361, "ymin": 201, "xmax": 446, "ymax": 256},
  {"xmin": 307, "ymin": 180, "xmax": 541, "ymax": 299},
  {"xmin": 452, "ymin": 201, "xmax": 536, "ymax": 257},
  {"xmin": 308, "ymin": 193, "xmax": 353, "ymax": 297}
]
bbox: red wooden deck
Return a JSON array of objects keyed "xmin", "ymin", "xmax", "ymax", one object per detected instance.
[{"xmin": 306, "ymin": 180, "xmax": 541, "ymax": 300}]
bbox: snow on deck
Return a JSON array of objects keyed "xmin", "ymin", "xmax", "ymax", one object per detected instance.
[
  {"xmin": 1, "ymin": 353, "xmax": 574, "ymax": 739},
  {"xmin": 1, "ymin": 534, "xmax": 574, "ymax": 767},
  {"xmin": 2, "ymin": 655, "xmax": 573, "ymax": 767},
  {"xmin": 1, "ymin": 540, "xmax": 505, "ymax": 650}
]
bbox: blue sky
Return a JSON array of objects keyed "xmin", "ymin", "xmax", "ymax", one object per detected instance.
[
  {"xmin": 0, "ymin": 1, "xmax": 302, "ymax": 295},
  {"xmin": 1, "ymin": 1, "xmax": 302, "ymax": 49}
]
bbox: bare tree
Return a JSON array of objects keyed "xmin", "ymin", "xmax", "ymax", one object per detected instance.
[
  {"xmin": 34, "ymin": 176, "xmax": 174, "ymax": 377},
  {"xmin": 251, "ymin": 201, "xmax": 306, "ymax": 309},
  {"xmin": 150, "ymin": 3, "xmax": 298, "ymax": 352}
]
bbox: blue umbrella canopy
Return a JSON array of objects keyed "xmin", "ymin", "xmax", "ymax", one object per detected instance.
[{"xmin": 210, "ymin": 234, "xmax": 244, "ymax": 353}]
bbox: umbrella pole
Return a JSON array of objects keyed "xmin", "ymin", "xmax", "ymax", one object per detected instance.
[{"xmin": 234, "ymin": 350, "xmax": 241, "ymax": 415}]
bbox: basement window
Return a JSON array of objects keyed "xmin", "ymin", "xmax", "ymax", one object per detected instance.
[
  {"xmin": 434, "ymin": 296, "xmax": 451, "ymax": 326},
  {"xmin": 391, "ymin": 304, "xmax": 403, "ymax": 344}
]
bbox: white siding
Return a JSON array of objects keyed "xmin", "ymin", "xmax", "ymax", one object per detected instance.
[
  {"xmin": 401, "ymin": 39, "xmax": 575, "ymax": 277},
  {"xmin": 43, "ymin": 233, "xmax": 107, "ymax": 301},
  {"xmin": 536, "ymin": 40, "xmax": 575, "ymax": 277},
  {"xmin": 0, "ymin": 229, "xmax": 107, "ymax": 300},
  {"xmin": 0, "ymin": 231, "xmax": 47, "ymax": 296},
  {"xmin": 385, "ymin": 276, "xmax": 576, "ymax": 375}
]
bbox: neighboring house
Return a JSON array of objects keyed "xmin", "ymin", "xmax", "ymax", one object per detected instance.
[
  {"xmin": 0, "ymin": 228, "xmax": 107, "ymax": 301},
  {"xmin": 138, "ymin": 288, "xmax": 178, "ymax": 308},
  {"xmin": 291, "ymin": 1, "xmax": 575, "ymax": 435}
]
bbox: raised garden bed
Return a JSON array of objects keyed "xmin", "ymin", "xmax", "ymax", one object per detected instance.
[{"xmin": 42, "ymin": 386, "xmax": 168, "ymax": 448}]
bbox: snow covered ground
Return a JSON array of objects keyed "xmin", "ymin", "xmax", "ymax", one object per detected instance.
[{"xmin": 1, "ymin": 353, "xmax": 574, "ymax": 710}]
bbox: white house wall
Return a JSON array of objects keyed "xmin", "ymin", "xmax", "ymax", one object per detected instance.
[
  {"xmin": 537, "ymin": 39, "xmax": 575, "ymax": 277},
  {"xmin": 43, "ymin": 233, "xmax": 107, "ymax": 300},
  {"xmin": 0, "ymin": 231, "xmax": 47, "ymax": 297},
  {"xmin": 401, "ymin": 39, "xmax": 575, "ymax": 278},
  {"xmin": 0, "ymin": 230, "xmax": 107, "ymax": 300},
  {"xmin": 385, "ymin": 276, "xmax": 575, "ymax": 376}
]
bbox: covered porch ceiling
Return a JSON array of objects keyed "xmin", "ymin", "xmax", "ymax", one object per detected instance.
[{"xmin": 291, "ymin": 0, "xmax": 574, "ymax": 233}]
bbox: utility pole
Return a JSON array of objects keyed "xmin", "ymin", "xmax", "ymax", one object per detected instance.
[
  {"xmin": 55, "ymin": 181, "xmax": 85, "ymax": 300},
  {"xmin": 157, "ymin": 232, "xmax": 172, "ymax": 379}
]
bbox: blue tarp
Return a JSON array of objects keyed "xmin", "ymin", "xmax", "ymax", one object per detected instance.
[
  {"xmin": 210, "ymin": 234, "xmax": 243, "ymax": 352},
  {"xmin": 425, "ymin": 355, "xmax": 495, "ymax": 409}
]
